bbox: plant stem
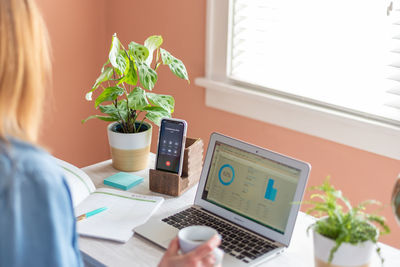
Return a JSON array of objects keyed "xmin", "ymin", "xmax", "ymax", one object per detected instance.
[
  {"xmin": 136, "ymin": 111, "xmax": 145, "ymax": 132},
  {"xmin": 137, "ymin": 117, "xmax": 146, "ymax": 133},
  {"xmin": 121, "ymin": 82, "xmax": 131, "ymax": 131},
  {"xmin": 111, "ymin": 70, "xmax": 127, "ymax": 133},
  {"xmin": 123, "ymin": 49, "xmax": 131, "ymax": 68},
  {"xmin": 122, "ymin": 49, "xmax": 140, "ymax": 133},
  {"xmin": 154, "ymin": 48, "xmax": 163, "ymax": 71},
  {"xmin": 135, "ymin": 111, "xmax": 141, "ymax": 120},
  {"xmin": 154, "ymin": 50, "xmax": 161, "ymax": 71},
  {"xmin": 132, "ymin": 110, "xmax": 138, "ymax": 133},
  {"xmin": 154, "ymin": 61, "xmax": 159, "ymax": 71},
  {"xmin": 155, "ymin": 48, "xmax": 160, "ymax": 68},
  {"xmin": 114, "ymin": 99, "xmax": 127, "ymax": 133},
  {"xmin": 132, "ymin": 110, "xmax": 139, "ymax": 133}
]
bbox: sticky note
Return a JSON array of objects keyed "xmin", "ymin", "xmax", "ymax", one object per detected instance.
[{"xmin": 103, "ymin": 172, "xmax": 144, "ymax": 190}]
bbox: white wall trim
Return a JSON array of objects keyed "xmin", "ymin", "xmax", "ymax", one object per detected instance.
[{"xmin": 196, "ymin": 77, "xmax": 400, "ymax": 160}]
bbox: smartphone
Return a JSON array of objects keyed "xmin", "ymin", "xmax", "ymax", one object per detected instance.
[{"xmin": 155, "ymin": 118, "xmax": 187, "ymax": 176}]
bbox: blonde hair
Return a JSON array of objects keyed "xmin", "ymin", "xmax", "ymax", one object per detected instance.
[{"xmin": 0, "ymin": 0, "xmax": 51, "ymax": 143}]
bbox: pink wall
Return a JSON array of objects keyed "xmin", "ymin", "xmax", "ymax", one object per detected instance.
[
  {"xmin": 36, "ymin": 0, "xmax": 110, "ymax": 166},
  {"xmin": 37, "ymin": 0, "xmax": 400, "ymax": 248}
]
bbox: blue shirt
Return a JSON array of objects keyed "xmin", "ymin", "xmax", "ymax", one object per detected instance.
[{"xmin": 0, "ymin": 139, "xmax": 82, "ymax": 267}]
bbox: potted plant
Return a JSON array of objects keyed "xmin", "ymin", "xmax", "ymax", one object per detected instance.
[
  {"xmin": 304, "ymin": 178, "xmax": 390, "ymax": 267},
  {"xmin": 83, "ymin": 33, "xmax": 189, "ymax": 171},
  {"xmin": 392, "ymin": 174, "xmax": 400, "ymax": 224}
]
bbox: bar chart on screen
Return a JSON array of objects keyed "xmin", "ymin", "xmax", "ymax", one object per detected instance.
[{"xmin": 265, "ymin": 178, "xmax": 277, "ymax": 202}]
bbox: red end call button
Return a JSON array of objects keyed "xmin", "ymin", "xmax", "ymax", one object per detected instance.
[{"xmin": 165, "ymin": 161, "xmax": 171, "ymax": 166}]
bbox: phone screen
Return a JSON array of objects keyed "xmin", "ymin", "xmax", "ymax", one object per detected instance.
[{"xmin": 156, "ymin": 119, "xmax": 186, "ymax": 174}]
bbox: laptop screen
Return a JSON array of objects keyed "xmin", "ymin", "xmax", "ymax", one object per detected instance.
[{"xmin": 201, "ymin": 141, "xmax": 301, "ymax": 234}]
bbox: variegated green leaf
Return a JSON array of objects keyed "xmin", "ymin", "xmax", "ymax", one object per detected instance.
[
  {"xmin": 128, "ymin": 87, "xmax": 149, "ymax": 110},
  {"xmin": 160, "ymin": 48, "xmax": 173, "ymax": 65},
  {"xmin": 144, "ymin": 35, "xmax": 163, "ymax": 66},
  {"xmin": 160, "ymin": 48, "xmax": 189, "ymax": 81},
  {"xmin": 146, "ymin": 93, "xmax": 174, "ymax": 113},
  {"xmin": 95, "ymin": 86, "xmax": 124, "ymax": 107},
  {"xmin": 137, "ymin": 61, "xmax": 157, "ymax": 90},
  {"xmin": 109, "ymin": 33, "xmax": 120, "ymax": 68},
  {"xmin": 120, "ymin": 60, "xmax": 137, "ymax": 86},
  {"xmin": 98, "ymin": 104, "xmax": 126, "ymax": 122},
  {"xmin": 116, "ymin": 99, "xmax": 129, "ymax": 121},
  {"xmin": 101, "ymin": 59, "xmax": 110, "ymax": 73},
  {"xmin": 144, "ymin": 106, "xmax": 171, "ymax": 126},
  {"xmin": 81, "ymin": 115, "xmax": 119, "ymax": 124},
  {"xmin": 115, "ymin": 49, "xmax": 128, "ymax": 75},
  {"xmin": 168, "ymin": 57, "xmax": 189, "ymax": 81},
  {"xmin": 99, "ymin": 104, "xmax": 117, "ymax": 115},
  {"xmin": 92, "ymin": 67, "xmax": 113, "ymax": 90},
  {"xmin": 128, "ymin": 41, "xmax": 149, "ymax": 62}
]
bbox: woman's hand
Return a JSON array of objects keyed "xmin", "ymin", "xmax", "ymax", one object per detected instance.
[{"xmin": 158, "ymin": 235, "xmax": 221, "ymax": 267}]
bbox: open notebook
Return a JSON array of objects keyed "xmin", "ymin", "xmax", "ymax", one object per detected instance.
[{"xmin": 55, "ymin": 158, "xmax": 164, "ymax": 243}]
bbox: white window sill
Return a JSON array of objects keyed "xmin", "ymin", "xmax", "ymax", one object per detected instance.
[{"xmin": 195, "ymin": 77, "xmax": 400, "ymax": 160}]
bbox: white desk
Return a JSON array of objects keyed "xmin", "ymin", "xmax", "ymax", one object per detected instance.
[{"xmin": 79, "ymin": 155, "xmax": 400, "ymax": 267}]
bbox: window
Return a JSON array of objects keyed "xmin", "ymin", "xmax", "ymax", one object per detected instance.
[
  {"xmin": 195, "ymin": 0, "xmax": 400, "ymax": 160},
  {"xmin": 228, "ymin": 0, "xmax": 400, "ymax": 124}
]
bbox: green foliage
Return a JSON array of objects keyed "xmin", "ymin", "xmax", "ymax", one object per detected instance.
[
  {"xmin": 95, "ymin": 86, "xmax": 124, "ymax": 108},
  {"xmin": 108, "ymin": 34, "xmax": 120, "ymax": 69},
  {"xmin": 144, "ymin": 106, "xmax": 171, "ymax": 126},
  {"xmin": 146, "ymin": 93, "xmax": 175, "ymax": 114},
  {"xmin": 128, "ymin": 87, "xmax": 149, "ymax": 110},
  {"xmin": 137, "ymin": 61, "xmax": 157, "ymax": 91},
  {"xmin": 305, "ymin": 178, "xmax": 390, "ymax": 264},
  {"xmin": 92, "ymin": 67, "xmax": 113, "ymax": 90},
  {"xmin": 83, "ymin": 33, "xmax": 189, "ymax": 133},
  {"xmin": 144, "ymin": 35, "xmax": 163, "ymax": 66},
  {"xmin": 160, "ymin": 48, "xmax": 189, "ymax": 82},
  {"xmin": 128, "ymin": 41, "xmax": 149, "ymax": 62}
]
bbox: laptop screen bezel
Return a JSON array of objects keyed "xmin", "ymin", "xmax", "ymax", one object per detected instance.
[{"xmin": 194, "ymin": 132, "xmax": 311, "ymax": 246}]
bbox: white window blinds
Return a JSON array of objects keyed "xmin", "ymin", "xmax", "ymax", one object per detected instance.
[
  {"xmin": 388, "ymin": 0, "xmax": 400, "ymax": 110},
  {"xmin": 228, "ymin": 0, "xmax": 400, "ymax": 125}
]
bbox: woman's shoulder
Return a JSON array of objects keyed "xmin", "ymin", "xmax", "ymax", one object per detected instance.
[
  {"xmin": 0, "ymin": 139, "xmax": 82, "ymax": 267},
  {"xmin": 0, "ymin": 138, "xmax": 65, "ymax": 188}
]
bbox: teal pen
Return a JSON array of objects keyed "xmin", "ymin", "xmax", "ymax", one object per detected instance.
[{"xmin": 76, "ymin": 207, "xmax": 108, "ymax": 221}]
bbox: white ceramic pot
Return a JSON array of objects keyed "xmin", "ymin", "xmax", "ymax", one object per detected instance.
[
  {"xmin": 107, "ymin": 122, "xmax": 152, "ymax": 172},
  {"xmin": 313, "ymin": 230, "xmax": 375, "ymax": 267}
]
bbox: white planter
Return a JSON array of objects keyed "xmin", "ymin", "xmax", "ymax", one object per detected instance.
[
  {"xmin": 313, "ymin": 230, "xmax": 375, "ymax": 267},
  {"xmin": 107, "ymin": 122, "xmax": 152, "ymax": 172}
]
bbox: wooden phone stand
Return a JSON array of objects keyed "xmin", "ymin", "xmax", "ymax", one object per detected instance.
[{"xmin": 149, "ymin": 137, "xmax": 203, "ymax": 196}]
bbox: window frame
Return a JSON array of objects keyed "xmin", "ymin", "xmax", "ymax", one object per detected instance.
[{"xmin": 195, "ymin": 0, "xmax": 400, "ymax": 160}]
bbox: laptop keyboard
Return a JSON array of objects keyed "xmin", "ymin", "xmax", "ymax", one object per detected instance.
[{"xmin": 161, "ymin": 207, "xmax": 278, "ymax": 263}]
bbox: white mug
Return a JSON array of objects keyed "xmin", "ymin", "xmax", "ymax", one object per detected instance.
[{"xmin": 178, "ymin": 225, "xmax": 224, "ymax": 266}]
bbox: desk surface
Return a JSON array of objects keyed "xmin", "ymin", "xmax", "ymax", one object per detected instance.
[{"xmin": 79, "ymin": 155, "xmax": 400, "ymax": 267}]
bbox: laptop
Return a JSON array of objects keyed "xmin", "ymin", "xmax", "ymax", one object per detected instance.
[{"xmin": 135, "ymin": 132, "xmax": 310, "ymax": 266}]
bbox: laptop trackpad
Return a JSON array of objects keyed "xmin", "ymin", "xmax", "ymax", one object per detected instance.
[{"xmin": 135, "ymin": 220, "xmax": 178, "ymax": 249}]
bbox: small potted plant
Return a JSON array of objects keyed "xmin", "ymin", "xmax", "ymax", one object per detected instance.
[
  {"xmin": 83, "ymin": 33, "xmax": 189, "ymax": 171},
  {"xmin": 304, "ymin": 178, "xmax": 390, "ymax": 267}
]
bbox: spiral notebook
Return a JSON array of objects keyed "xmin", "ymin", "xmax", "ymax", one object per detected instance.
[{"xmin": 56, "ymin": 158, "xmax": 164, "ymax": 243}]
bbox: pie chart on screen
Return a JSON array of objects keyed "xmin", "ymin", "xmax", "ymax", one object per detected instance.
[{"xmin": 218, "ymin": 164, "xmax": 235, "ymax": 186}]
